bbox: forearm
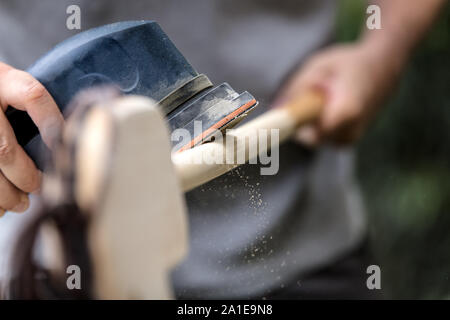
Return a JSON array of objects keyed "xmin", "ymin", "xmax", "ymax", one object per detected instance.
[{"xmin": 360, "ymin": 0, "xmax": 445, "ymax": 68}]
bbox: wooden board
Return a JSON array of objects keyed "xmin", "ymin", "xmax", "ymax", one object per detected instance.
[{"xmin": 76, "ymin": 96, "xmax": 188, "ymax": 299}]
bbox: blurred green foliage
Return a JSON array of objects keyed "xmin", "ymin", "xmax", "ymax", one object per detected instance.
[
  {"xmin": 337, "ymin": 0, "xmax": 366, "ymax": 42},
  {"xmin": 337, "ymin": 1, "xmax": 450, "ymax": 298}
]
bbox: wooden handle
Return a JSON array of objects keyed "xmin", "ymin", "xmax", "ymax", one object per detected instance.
[
  {"xmin": 173, "ymin": 90, "xmax": 324, "ymax": 191},
  {"xmin": 283, "ymin": 89, "xmax": 324, "ymax": 127}
]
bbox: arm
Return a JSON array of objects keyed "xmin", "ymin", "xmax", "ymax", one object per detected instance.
[
  {"xmin": 273, "ymin": 0, "xmax": 445, "ymax": 145},
  {"xmin": 364, "ymin": 0, "xmax": 445, "ymax": 63}
]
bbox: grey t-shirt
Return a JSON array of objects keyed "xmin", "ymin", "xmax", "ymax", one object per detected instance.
[{"xmin": 0, "ymin": 0, "xmax": 366, "ymax": 298}]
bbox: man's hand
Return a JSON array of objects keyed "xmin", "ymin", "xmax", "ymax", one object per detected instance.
[
  {"xmin": 273, "ymin": 42, "xmax": 404, "ymax": 146},
  {"xmin": 0, "ymin": 62, "xmax": 64, "ymax": 216},
  {"xmin": 273, "ymin": 0, "xmax": 444, "ymax": 146}
]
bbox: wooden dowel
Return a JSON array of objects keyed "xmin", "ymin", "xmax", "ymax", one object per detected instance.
[{"xmin": 173, "ymin": 90, "xmax": 324, "ymax": 192}]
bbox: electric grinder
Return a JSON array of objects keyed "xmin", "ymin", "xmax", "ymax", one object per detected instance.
[{"xmin": 6, "ymin": 21, "xmax": 258, "ymax": 169}]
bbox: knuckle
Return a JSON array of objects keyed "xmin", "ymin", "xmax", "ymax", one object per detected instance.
[
  {"xmin": 306, "ymin": 55, "xmax": 322, "ymax": 66},
  {"xmin": 305, "ymin": 53, "xmax": 328, "ymax": 68},
  {"xmin": 21, "ymin": 76, "xmax": 47, "ymax": 103},
  {"xmin": 0, "ymin": 137, "xmax": 15, "ymax": 164}
]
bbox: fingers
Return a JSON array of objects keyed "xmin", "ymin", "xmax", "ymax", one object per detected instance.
[
  {"xmin": 282, "ymin": 73, "xmax": 363, "ymax": 146},
  {"xmin": 0, "ymin": 109, "xmax": 42, "ymax": 193},
  {"xmin": 0, "ymin": 62, "xmax": 55, "ymax": 217},
  {"xmin": 273, "ymin": 63, "xmax": 331, "ymax": 109},
  {"xmin": 0, "ymin": 172, "xmax": 30, "ymax": 213},
  {"xmin": 317, "ymin": 74, "xmax": 365, "ymax": 144},
  {"xmin": 276, "ymin": 45, "xmax": 380, "ymax": 147},
  {"xmin": 274, "ymin": 60, "xmax": 332, "ymax": 147},
  {"xmin": 0, "ymin": 64, "xmax": 64, "ymax": 148},
  {"xmin": 320, "ymin": 81, "xmax": 355, "ymax": 132}
]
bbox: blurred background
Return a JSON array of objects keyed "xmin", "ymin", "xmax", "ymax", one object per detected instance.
[{"xmin": 338, "ymin": 0, "xmax": 450, "ymax": 298}]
